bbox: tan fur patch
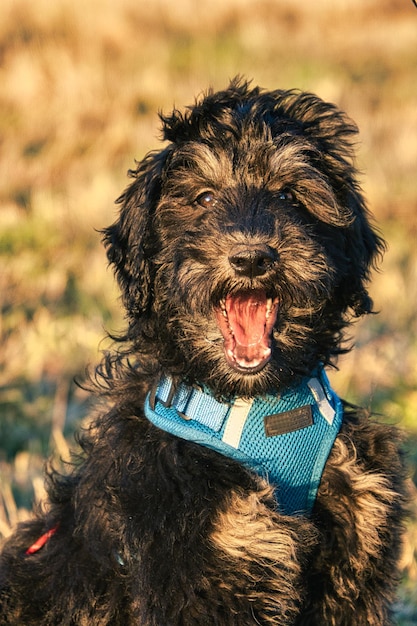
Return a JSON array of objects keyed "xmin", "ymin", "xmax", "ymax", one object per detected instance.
[
  {"xmin": 210, "ymin": 483, "xmax": 316, "ymax": 623},
  {"xmin": 323, "ymin": 437, "xmax": 399, "ymax": 572},
  {"xmin": 211, "ymin": 485, "xmax": 298, "ymax": 565}
]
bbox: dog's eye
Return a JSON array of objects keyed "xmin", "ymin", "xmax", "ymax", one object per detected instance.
[
  {"xmin": 277, "ymin": 188, "xmax": 295, "ymax": 202},
  {"xmin": 196, "ymin": 192, "xmax": 217, "ymax": 208}
]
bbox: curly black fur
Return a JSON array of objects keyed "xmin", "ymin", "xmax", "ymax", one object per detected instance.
[{"xmin": 0, "ymin": 79, "xmax": 408, "ymax": 625}]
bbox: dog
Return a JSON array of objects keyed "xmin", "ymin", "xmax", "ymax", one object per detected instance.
[{"xmin": 0, "ymin": 79, "xmax": 408, "ymax": 625}]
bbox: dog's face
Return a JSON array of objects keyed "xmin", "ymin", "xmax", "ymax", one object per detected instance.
[{"xmin": 104, "ymin": 80, "xmax": 384, "ymax": 398}]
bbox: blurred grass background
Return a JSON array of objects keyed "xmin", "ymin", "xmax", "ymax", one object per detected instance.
[{"xmin": 0, "ymin": 0, "xmax": 416, "ymax": 619}]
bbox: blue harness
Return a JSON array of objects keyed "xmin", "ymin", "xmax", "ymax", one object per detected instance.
[{"xmin": 144, "ymin": 368, "xmax": 343, "ymax": 516}]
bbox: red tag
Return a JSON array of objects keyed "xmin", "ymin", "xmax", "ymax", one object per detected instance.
[{"xmin": 25, "ymin": 526, "xmax": 58, "ymax": 555}]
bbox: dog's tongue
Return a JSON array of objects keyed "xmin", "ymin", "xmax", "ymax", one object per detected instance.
[
  {"xmin": 216, "ymin": 290, "xmax": 278, "ymax": 371},
  {"xmin": 227, "ymin": 290, "xmax": 267, "ymax": 345}
]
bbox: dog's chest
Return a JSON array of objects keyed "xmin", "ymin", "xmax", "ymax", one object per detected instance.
[{"xmin": 145, "ymin": 369, "xmax": 343, "ymax": 516}]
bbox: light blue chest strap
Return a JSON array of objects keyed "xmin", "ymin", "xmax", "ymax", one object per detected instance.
[{"xmin": 144, "ymin": 368, "xmax": 343, "ymax": 516}]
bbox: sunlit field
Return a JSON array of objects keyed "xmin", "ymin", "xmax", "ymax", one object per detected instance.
[{"xmin": 1, "ymin": 0, "xmax": 416, "ymax": 620}]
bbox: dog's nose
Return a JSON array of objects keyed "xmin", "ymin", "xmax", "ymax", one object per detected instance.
[{"xmin": 228, "ymin": 246, "xmax": 277, "ymax": 277}]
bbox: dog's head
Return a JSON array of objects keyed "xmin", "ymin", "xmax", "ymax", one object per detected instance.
[{"xmin": 103, "ymin": 79, "xmax": 384, "ymax": 397}]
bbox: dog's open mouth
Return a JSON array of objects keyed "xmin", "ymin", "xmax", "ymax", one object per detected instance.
[{"xmin": 215, "ymin": 290, "xmax": 278, "ymax": 373}]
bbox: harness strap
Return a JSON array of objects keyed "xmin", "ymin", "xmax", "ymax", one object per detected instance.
[
  {"xmin": 222, "ymin": 398, "xmax": 254, "ymax": 448},
  {"xmin": 153, "ymin": 376, "xmax": 230, "ymax": 430}
]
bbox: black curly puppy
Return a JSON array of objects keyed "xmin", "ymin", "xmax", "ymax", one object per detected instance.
[{"xmin": 0, "ymin": 79, "xmax": 408, "ymax": 625}]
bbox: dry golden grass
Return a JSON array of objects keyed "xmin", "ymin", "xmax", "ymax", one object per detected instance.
[{"xmin": 0, "ymin": 0, "xmax": 416, "ymax": 618}]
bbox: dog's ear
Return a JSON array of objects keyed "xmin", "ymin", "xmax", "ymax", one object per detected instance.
[
  {"xmin": 290, "ymin": 94, "xmax": 386, "ymax": 317},
  {"xmin": 340, "ymin": 187, "xmax": 385, "ymax": 317},
  {"xmin": 102, "ymin": 149, "xmax": 170, "ymax": 318},
  {"xmin": 316, "ymin": 114, "xmax": 385, "ymax": 317}
]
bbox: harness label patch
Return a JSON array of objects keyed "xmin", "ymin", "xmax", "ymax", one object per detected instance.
[{"xmin": 264, "ymin": 405, "xmax": 313, "ymax": 437}]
